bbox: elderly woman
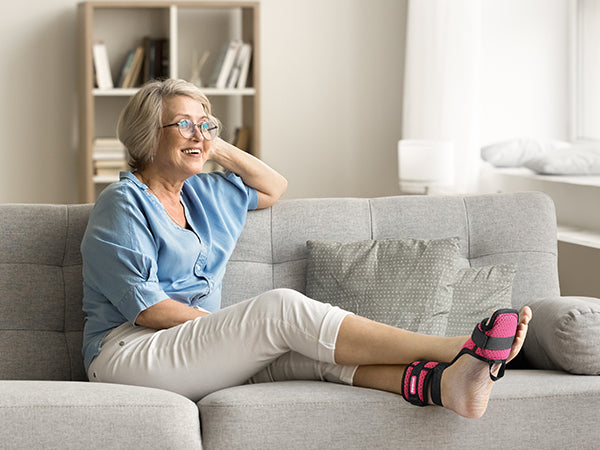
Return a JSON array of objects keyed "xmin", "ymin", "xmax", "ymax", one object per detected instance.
[{"xmin": 81, "ymin": 78, "xmax": 531, "ymax": 419}]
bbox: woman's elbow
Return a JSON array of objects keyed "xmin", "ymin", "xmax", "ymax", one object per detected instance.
[{"xmin": 257, "ymin": 176, "xmax": 287, "ymax": 209}]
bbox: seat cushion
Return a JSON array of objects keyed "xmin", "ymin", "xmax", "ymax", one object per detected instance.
[
  {"xmin": 199, "ymin": 371, "xmax": 600, "ymax": 449},
  {"xmin": 0, "ymin": 381, "xmax": 201, "ymax": 449}
]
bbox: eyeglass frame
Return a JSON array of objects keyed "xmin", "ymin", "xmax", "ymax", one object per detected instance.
[{"xmin": 162, "ymin": 119, "xmax": 219, "ymax": 140}]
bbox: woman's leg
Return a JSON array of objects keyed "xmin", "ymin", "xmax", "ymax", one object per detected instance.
[
  {"xmin": 334, "ymin": 314, "xmax": 467, "ymax": 366},
  {"xmin": 341, "ymin": 308, "xmax": 532, "ymax": 418},
  {"xmin": 89, "ymin": 288, "xmax": 354, "ymax": 401},
  {"xmin": 248, "ymin": 351, "xmax": 356, "ymax": 385}
]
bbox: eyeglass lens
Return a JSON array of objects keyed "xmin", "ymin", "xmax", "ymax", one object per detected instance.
[{"xmin": 178, "ymin": 119, "xmax": 218, "ymax": 140}]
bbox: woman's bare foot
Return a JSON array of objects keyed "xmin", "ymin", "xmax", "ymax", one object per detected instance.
[{"xmin": 438, "ymin": 306, "xmax": 532, "ymax": 419}]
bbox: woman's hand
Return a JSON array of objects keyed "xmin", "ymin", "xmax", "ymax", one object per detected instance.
[
  {"xmin": 207, "ymin": 138, "xmax": 288, "ymax": 209},
  {"xmin": 135, "ymin": 298, "xmax": 209, "ymax": 330}
]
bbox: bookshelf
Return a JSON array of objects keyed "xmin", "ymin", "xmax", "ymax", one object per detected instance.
[{"xmin": 78, "ymin": 1, "xmax": 260, "ymax": 203}]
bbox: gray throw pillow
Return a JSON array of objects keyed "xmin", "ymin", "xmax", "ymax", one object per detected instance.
[
  {"xmin": 445, "ymin": 264, "xmax": 516, "ymax": 337},
  {"xmin": 305, "ymin": 237, "xmax": 460, "ymax": 336},
  {"xmin": 524, "ymin": 296, "xmax": 600, "ymax": 374}
]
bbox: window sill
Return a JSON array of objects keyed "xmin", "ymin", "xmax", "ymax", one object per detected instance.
[
  {"xmin": 489, "ymin": 167, "xmax": 600, "ymax": 188},
  {"xmin": 479, "ymin": 165, "xmax": 600, "ymax": 250}
]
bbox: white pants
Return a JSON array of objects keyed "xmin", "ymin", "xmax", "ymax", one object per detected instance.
[{"xmin": 88, "ymin": 288, "xmax": 358, "ymax": 401}]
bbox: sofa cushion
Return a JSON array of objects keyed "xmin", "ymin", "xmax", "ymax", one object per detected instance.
[
  {"xmin": 445, "ymin": 264, "xmax": 516, "ymax": 336},
  {"xmin": 524, "ymin": 296, "xmax": 600, "ymax": 374},
  {"xmin": 199, "ymin": 372, "xmax": 600, "ymax": 449},
  {"xmin": 305, "ymin": 237, "xmax": 459, "ymax": 336},
  {"xmin": 0, "ymin": 381, "xmax": 201, "ymax": 449}
]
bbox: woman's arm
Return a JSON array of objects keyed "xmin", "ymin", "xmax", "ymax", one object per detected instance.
[
  {"xmin": 208, "ymin": 138, "xmax": 288, "ymax": 209},
  {"xmin": 135, "ymin": 298, "xmax": 210, "ymax": 329}
]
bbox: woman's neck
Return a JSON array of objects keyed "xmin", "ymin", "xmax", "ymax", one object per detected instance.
[
  {"xmin": 136, "ymin": 170, "xmax": 188, "ymax": 228},
  {"xmin": 136, "ymin": 170, "xmax": 184, "ymax": 200}
]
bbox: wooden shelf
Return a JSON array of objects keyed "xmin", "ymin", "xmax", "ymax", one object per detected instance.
[
  {"xmin": 78, "ymin": 1, "xmax": 260, "ymax": 203},
  {"xmin": 93, "ymin": 87, "xmax": 256, "ymax": 96}
]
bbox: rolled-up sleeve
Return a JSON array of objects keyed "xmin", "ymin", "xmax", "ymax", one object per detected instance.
[
  {"xmin": 217, "ymin": 170, "xmax": 259, "ymax": 211},
  {"xmin": 81, "ymin": 191, "xmax": 168, "ymax": 324}
]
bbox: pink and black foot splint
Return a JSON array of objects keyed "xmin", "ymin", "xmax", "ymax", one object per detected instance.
[{"xmin": 401, "ymin": 309, "xmax": 519, "ymax": 407}]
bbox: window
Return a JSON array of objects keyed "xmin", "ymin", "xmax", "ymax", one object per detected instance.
[{"xmin": 574, "ymin": 0, "xmax": 600, "ymax": 141}]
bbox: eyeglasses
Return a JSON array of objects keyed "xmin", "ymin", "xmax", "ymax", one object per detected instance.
[{"xmin": 162, "ymin": 119, "xmax": 219, "ymax": 140}]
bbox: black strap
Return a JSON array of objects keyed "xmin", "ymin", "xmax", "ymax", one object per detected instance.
[
  {"xmin": 471, "ymin": 325, "xmax": 515, "ymax": 351},
  {"xmin": 430, "ymin": 362, "xmax": 450, "ymax": 407},
  {"xmin": 402, "ymin": 361, "xmax": 449, "ymax": 407}
]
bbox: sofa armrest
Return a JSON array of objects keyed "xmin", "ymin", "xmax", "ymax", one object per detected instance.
[{"xmin": 523, "ymin": 296, "xmax": 600, "ymax": 374}]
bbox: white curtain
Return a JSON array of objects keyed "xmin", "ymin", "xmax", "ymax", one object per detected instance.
[{"xmin": 402, "ymin": 0, "xmax": 482, "ymax": 193}]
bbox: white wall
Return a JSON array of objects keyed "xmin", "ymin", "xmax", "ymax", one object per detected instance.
[
  {"xmin": 477, "ymin": 0, "xmax": 600, "ymax": 298},
  {"xmin": 1, "ymin": 0, "xmax": 80, "ymax": 203},
  {"xmin": 0, "ymin": 0, "xmax": 572, "ymax": 204},
  {"xmin": 0, "ymin": 0, "xmax": 406, "ymax": 204},
  {"xmin": 480, "ymin": 0, "xmax": 570, "ymax": 144},
  {"xmin": 261, "ymin": 0, "xmax": 406, "ymax": 199}
]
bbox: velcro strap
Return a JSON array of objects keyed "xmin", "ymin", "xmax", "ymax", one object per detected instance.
[
  {"xmin": 472, "ymin": 324, "xmax": 515, "ymax": 351},
  {"xmin": 429, "ymin": 362, "xmax": 450, "ymax": 407},
  {"xmin": 402, "ymin": 361, "xmax": 440, "ymax": 407}
]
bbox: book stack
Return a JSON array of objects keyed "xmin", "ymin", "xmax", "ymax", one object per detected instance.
[
  {"xmin": 209, "ymin": 41, "xmax": 253, "ymax": 89},
  {"xmin": 116, "ymin": 37, "xmax": 170, "ymax": 88},
  {"xmin": 93, "ymin": 138, "xmax": 128, "ymax": 179}
]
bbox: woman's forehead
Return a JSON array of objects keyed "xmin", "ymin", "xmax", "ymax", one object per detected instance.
[{"xmin": 163, "ymin": 95, "xmax": 206, "ymax": 118}]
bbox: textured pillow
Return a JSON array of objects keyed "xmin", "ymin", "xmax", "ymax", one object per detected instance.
[
  {"xmin": 480, "ymin": 138, "xmax": 569, "ymax": 168},
  {"xmin": 523, "ymin": 146, "xmax": 600, "ymax": 175},
  {"xmin": 523, "ymin": 296, "xmax": 600, "ymax": 374},
  {"xmin": 445, "ymin": 264, "xmax": 516, "ymax": 337},
  {"xmin": 305, "ymin": 237, "xmax": 460, "ymax": 336}
]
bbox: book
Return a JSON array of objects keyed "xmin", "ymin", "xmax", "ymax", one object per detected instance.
[
  {"xmin": 210, "ymin": 41, "xmax": 242, "ymax": 89},
  {"xmin": 226, "ymin": 43, "xmax": 251, "ymax": 88},
  {"xmin": 236, "ymin": 43, "xmax": 252, "ymax": 89},
  {"xmin": 117, "ymin": 49, "xmax": 136, "ymax": 88},
  {"xmin": 143, "ymin": 37, "xmax": 156, "ymax": 83},
  {"xmin": 94, "ymin": 158, "xmax": 128, "ymax": 176},
  {"xmin": 123, "ymin": 47, "xmax": 144, "ymax": 88},
  {"xmin": 93, "ymin": 137, "xmax": 122, "ymax": 149},
  {"xmin": 92, "ymin": 42, "xmax": 113, "ymax": 89},
  {"xmin": 93, "ymin": 138, "xmax": 126, "ymax": 160},
  {"xmin": 155, "ymin": 38, "xmax": 169, "ymax": 79},
  {"xmin": 232, "ymin": 127, "xmax": 250, "ymax": 152}
]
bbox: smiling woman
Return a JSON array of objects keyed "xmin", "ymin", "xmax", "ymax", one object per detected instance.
[
  {"xmin": 117, "ymin": 79, "xmax": 287, "ymax": 212},
  {"xmin": 116, "ymin": 79, "xmax": 220, "ymax": 173}
]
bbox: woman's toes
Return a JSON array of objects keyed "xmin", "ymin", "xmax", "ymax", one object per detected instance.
[{"xmin": 507, "ymin": 306, "xmax": 532, "ymax": 363}]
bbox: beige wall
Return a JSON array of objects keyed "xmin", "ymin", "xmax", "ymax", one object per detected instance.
[
  {"xmin": 2, "ymin": 0, "xmax": 595, "ymax": 297},
  {"xmin": 0, "ymin": 0, "xmax": 406, "ymax": 204},
  {"xmin": 0, "ymin": 0, "xmax": 573, "ymax": 203},
  {"xmin": 559, "ymin": 242, "xmax": 600, "ymax": 298}
]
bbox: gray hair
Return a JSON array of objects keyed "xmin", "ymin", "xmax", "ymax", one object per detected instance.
[{"xmin": 117, "ymin": 78, "xmax": 219, "ymax": 171}]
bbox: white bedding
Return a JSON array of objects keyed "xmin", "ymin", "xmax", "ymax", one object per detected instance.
[{"xmin": 481, "ymin": 138, "xmax": 600, "ymax": 175}]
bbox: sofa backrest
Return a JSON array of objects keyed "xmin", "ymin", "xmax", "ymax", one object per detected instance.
[
  {"xmin": 0, "ymin": 192, "xmax": 559, "ymax": 381},
  {"xmin": 222, "ymin": 192, "xmax": 560, "ymax": 310},
  {"xmin": 0, "ymin": 204, "xmax": 92, "ymax": 381}
]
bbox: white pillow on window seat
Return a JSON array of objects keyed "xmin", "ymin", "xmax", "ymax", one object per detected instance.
[
  {"xmin": 523, "ymin": 145, "xmax": 600, "ymax": 175},
  {"xmin": 480, "ymin": 138, "xmax": 570, "ymax": 168}
]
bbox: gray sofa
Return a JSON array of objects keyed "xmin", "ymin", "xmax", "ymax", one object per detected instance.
[{"xmin": 1, "ymin": 191, "xmax": 600, "ymax": 449}]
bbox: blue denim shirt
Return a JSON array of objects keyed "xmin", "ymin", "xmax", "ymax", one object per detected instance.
[{"xmin": 81, "ymin": 171, "xmax": 258, "ymax": 371}]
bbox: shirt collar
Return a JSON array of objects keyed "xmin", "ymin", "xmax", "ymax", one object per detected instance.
[{"xmin": 120, "ymin": 171, "xmax": 147, "ymax": 190}]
